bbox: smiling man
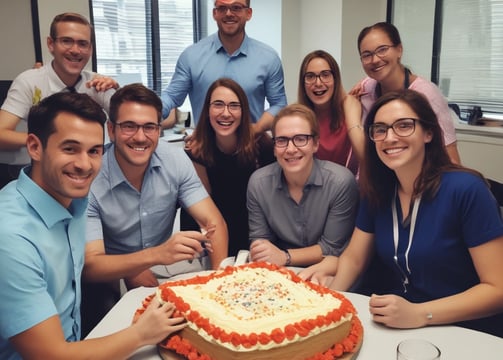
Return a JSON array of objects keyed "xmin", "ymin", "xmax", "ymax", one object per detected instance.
[
  {"xmin": 247, "ymin": 104, "xmax": 358, "ymax": 268},
  {"xmin": 0, "ymin": 92, "xmax": 185, "ymax": 359},
  {"xmin": 160, "ymin": 0, "xmax": 286, "ymax": 133},
  {"xmin": 82, "ymin": 83, "xmax": 228, "ymax": 335},
  {"xmin": 0, "ymin": 12, "xmax": 117, "ymax": 188}
]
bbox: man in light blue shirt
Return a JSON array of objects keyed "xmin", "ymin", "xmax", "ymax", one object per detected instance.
[
  {"xmin": 0, "ymin": 92, "xmax": 182, "ymax": 359},
  {"xmin": 161, "ymin": 0, "xmax": 287, "ymax": 133}
]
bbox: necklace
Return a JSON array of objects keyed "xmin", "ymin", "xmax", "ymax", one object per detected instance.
[{"xmin": 391, "ymin": 187, "xmax": 421, "ymax": 293}]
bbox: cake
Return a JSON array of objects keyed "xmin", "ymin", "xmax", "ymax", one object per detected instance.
[{"xmin": 135, "ymin": 262, "xmax": 362, "ymax": 360}]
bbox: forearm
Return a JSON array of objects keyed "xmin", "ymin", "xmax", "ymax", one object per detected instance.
[
  {"xmin": 0, "ymin": 130, "xmax": 27, "ymax": 150},
  {"xmin": 329, "ymin": 255, "xmax": 365, "ymax": 291},
  {"xmin": 415, "ymin": 283, "xmax": 503, "ymax": 327},
  {"xmin": 288, "ymin": 244, "xmax": 323, "ymax": 267},
  {"xmin": 208, "ymin": 220, "xmax": 228, "ymax": 269},
  {"xmin": 83, "ymin": 247, "xmax": 158, "ymax": 282},
  {"xmin": 253, "ymin": 111, "xmax": 274, "ymax": 134}
]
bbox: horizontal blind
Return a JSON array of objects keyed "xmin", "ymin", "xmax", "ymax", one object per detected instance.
[
  {"xmin": 439, "ymin": 0, "xmax": 503, "ymax": 114},
  {"xmin": 91, "ymin": 0, "xmax": 194, "ymax": 92}
]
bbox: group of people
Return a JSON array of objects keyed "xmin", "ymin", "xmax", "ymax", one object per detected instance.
[{"xmin": 1, "ymin": 0, "xmax": 503, "ymax": 359}]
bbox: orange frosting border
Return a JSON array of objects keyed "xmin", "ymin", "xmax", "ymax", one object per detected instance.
[{"xmin": 135, "ymin": 262, "xmax": 363, "ymax": 359}]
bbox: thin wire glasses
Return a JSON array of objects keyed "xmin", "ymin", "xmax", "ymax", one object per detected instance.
[
  {"xmin": 214, "ymin": 4, "xmax": 249, "ymax": 15},
  {"xmin": 360, "ymin": 44, "xmax": 396, "ymax": 64},
  {"xmin": 273, "ymin": 134, "xmax": 314, "ymax": 148},
  {"xmin": 210, "ymin": 100, "xmax": 242, "ymax": 113},
  {"xmin": 304, "ymin": 70, "xmax": 334, "ymax": 84},
  {"xmin": 369, "ymin": 118, "xmax": 417, "ymax": 141},
  {"xmin": 53, "ymin": 37, "xmax": 91, "ymax": 51},
  {"xmin": 114, "ymin": 121, "xmax": 161, "ymax": 136}
]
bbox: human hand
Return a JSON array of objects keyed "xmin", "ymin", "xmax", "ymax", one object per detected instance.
[
  {"xmin": 369, "ymin": 293, "xmax": 424, "ymax": 328},
  {"xmin": 298, "ymin": 256, "xmax": 338, "ymax": 287},
  {"xmin": 86, "ymin": 75, "xmax": 119, "ymax": 92},
  {"xmin": 124, "ymin": 269, "xmax": 159, "ymax": 289},
  {"xmin": 158, "ymin": 230, "xmax": 211, "ymax": 264},
  {"xmin": 348, "ymin": 80, "xmax": 367, "ymax": 97},
  {"xmin": 249, "ymin": 239, "xmax": 286, "ymax": 265},
  {"xmin": 133, "ymin": 297, "xmax": 186, "ymax": 346}
]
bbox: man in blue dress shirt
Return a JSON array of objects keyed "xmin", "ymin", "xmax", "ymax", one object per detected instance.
[
  {"xmin": 0, "ymin": 92, "xmax": 185, "ymax": 359},
  {"xmin": 161, "ymin": 0, "xmax": 287, "ymax": 133}
]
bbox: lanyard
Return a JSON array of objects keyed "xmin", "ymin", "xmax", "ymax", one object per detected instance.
[{"xmin": 392, "ymin": 187, "xmax": 421, "ymax": 293}]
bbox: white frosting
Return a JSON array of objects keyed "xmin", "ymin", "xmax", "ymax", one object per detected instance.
[{"xmin": 157, "ymin": 266, "xmax": 352, "ymax": 352}]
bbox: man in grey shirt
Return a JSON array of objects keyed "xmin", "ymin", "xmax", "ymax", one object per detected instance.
[{"xmin": 247, "ymin": 104, "xmax": 358, "ymax": 267}]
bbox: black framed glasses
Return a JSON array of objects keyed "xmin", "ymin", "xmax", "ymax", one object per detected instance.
[
  {"xmin": 304, "ymin": 70, "xmax": 334, "ymax": 84},
  {"xmin": 214, "ymin": 4, "xmax": 249, "ymax": 15},
  {"xmin": 360, "ymin": 44, "xmax": 396, "ymax": 64},
  {"xmin": 273, "ymin": 134, "xmax": 314, "ymax": 148},
  {"xmin": 53, "ymin": 37, "xmax": 91, "ymax": 51},
  {"xmin": 114, "ymin": 121, "xmax": 161, "ymax": 136},
  {"xmin": 210, "ymin": 100, "xmax": 242, "ymax": 113},
  {"xmin": 369, "ymin": 118, "xmax": 418, "ymax": 141}
]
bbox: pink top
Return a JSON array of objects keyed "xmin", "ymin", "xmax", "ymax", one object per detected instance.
[
  {"xmin": 315, "ymin": 113, "xmax": 359, "ymax": 175},
  {"xmin": 360, "ymin": 76, "xmax": 457, "ymax": 146}
]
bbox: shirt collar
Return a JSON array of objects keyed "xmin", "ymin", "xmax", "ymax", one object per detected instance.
[
  {"xmin": 16, "ymin": 167, "xmax": 87, "ymax": 228},
  {"xmin": 274, "ymin": 158, "xmax": 324, "ymax": 190},
  {"xmin": 105, "ymin": 143, "xmax": 162, "ymax": 189},
  {"xmin": 213, "ymin": 32, "xmax": 249, "ymax": 56}
]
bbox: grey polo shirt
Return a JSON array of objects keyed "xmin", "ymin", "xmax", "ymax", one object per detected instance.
[{"xmin": 247, "ymin": 158, "xmax": 358, "ymax": 256}]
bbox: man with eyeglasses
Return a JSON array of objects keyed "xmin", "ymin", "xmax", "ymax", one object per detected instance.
[
  {"xmin": 82, "ymin": 83, "xmax": 228, "ymax": 336},
  {"xmin": 160, "ymin": 0, "xmax": 287, "ymax": 134},
  {"xmin": 247, "ymin": 104, "xmax": 358, "ymax": 268},
  {"xmin": 0, "ymin": 12, "xmax": 118, "ymax": 189}
]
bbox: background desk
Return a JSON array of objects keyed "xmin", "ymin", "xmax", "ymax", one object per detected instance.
[{"xmin": 87, "ymin": 278, "xmax": 503, "ymax": 359}]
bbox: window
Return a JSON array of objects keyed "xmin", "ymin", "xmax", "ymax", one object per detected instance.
[
  {"xmin": 393, "ymin": 0, "xmax": 503, "ymax": 115},
  {"xmin": 91, "ymin": 0, "xmax": 200, "ymax": 94}
]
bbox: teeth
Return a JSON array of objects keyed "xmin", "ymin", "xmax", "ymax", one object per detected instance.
[
  {"xmin": 217, "ymin": 121, "xmax": 232, "ymax": 126},
  {"xmin": 384, "ymin": 148, "xmax": 403, "ymax": 154},
  {"xmin": 132, "ymin": 146, "xmax": 146, "ymax": 151}
]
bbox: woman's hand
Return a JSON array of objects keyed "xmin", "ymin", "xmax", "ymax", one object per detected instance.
[{"xmin": 369, "ymin": 294, "xmax": 426, "ymax": 328}]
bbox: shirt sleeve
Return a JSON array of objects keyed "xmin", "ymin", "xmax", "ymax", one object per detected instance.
[
  {"xmin": 318, "ymin": 171, "xmax": 359, "ymax": 256},
  {"xmin": 161, "ymin": 49, "xmax": 192, "ymax": 119},
  {"xmin": 247, "ymin": 172, "xmax": 274, "ymax": 242},
  {"xmin": 263, "ymin": 55, "xmax": 287, "ymax": 117},
  {"xmin": 86, "ymin": 190, "xmax": 104, "ymax": 242}
]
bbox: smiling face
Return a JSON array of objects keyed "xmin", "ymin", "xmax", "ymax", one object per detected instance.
[
  {"xmin": 274, "ymin": 114, "xmax": 319, "ymax": 179},
  {"xmin": 373, "ymin": 99, "xmax": 432, "ymax": 175},
  {"xmin": 209, "ymin": 86, "xmax": 242, "ymax": 140},
  {"xmin": 213, "ymin": 0, "xmax": 252, "ymax": 38},
  {"xmin": 304, "ymin": 57, "xmax": 334, "ymax": 110},
  {"xmin": 47, "ymin": 20, "xmax": 92, "ymax": 85},
  {"xmin": 359, "ymin": 28, "xmax": 402, "ymax": 83},
  {"xmin": 27, "ymin": 112, "xmax": 103, "ymax": 208},
  {"xmin": 108, "ymin": 101, "xmax": 160, "ymax": 175}
]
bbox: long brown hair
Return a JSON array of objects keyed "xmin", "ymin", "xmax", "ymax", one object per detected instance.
[
  {"xmin": 297, "ymin": 50, "xmax": 345, "ymax": 132},
  {"xmin": 359, "ymin": 89, "xmax": 483, "ymax": 209},
  {"xmin": 191, "ymin": 78, "xmax": 256, "ymax": 166}
]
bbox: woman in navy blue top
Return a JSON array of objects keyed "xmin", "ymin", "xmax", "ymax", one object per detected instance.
[{"xmin": 300, "ymin": 89, "xmax": 503, "ymax": 336}]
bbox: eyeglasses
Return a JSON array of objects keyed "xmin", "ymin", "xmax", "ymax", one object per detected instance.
[
  {"xmin": 304, "ymin": 70, "xmax": 334, "ymax": 84},
  {"xmin": 273, "ymin": 134, "xmax": 314, "ymax": 148},
  {"xmin": 114, "ymin": 121, "xmax": 161, "ymax": 136},
  {"xmin": 214, "ymin": 4, "xmax": 249, "ymax": 15},
  {"xmin": 53, "ymin": 37, "xmax": 91, "ymax": 51},
  {"xmin": 210, "ymin": 100, "xmax": 242, "ymax": 113},
  {"xmin": 359, "ymin": 45, "xmax": 396, "ymax": 64},
  {"xmin": 369, "ymin": 118, "xmax": 418, "ymax": 141}
]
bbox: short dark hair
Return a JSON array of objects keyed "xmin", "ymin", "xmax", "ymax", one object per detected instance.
[
  {"xmin": 357, "ymin": 22, "xmax": 402, "ymax": 54},
  {"xmin": 28, "ymin": 92, "xmax": 106, "ymax": 148},
  {"xmin": 50, "ymin": 12, "xmax": 95, "ymax": 45},
  {"xmin": 109, "ymin": 83, "xmax": 162, "ymax": 124}
]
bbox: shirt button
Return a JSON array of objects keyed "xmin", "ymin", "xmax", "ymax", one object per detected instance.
[{"xmin": 141, "ymin": 212, "xmax": 148, "ymax": 216}]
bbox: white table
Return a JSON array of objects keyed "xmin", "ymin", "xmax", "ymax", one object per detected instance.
[{"xmin": 87, "ymin": 273, "xmax": 503, "ymax": 359}]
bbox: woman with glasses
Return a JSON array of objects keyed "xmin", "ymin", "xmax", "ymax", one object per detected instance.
[
  {"xmin": 298, "ymin": 50, "xmax": 363, "ymax": 175},
  {"xmin": 181, "ymin": 78, "xmax": 275, "ymax": 257},
  {"xmin": 300, "ymin": 90, "xmax": 503, "ymax": 336},
  {"xmin": 247, "ymin": 104, "xmax": 359, "ymax": 268},
  {"xmin": 352, "ymin": 22, "xmax": 461, "ymax": 164}
]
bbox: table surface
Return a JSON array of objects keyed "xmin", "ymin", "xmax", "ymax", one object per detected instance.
[{"xmin": 86, "ymin": 271, "xmax": 503, "ymax": 360}]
